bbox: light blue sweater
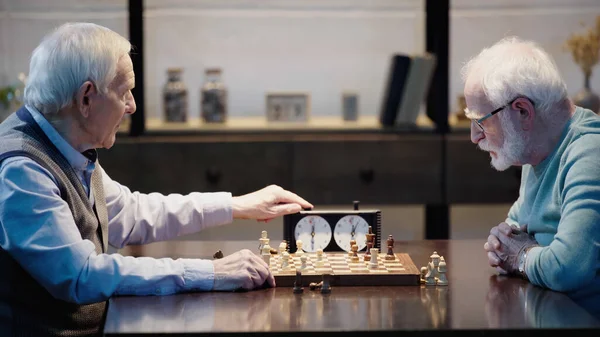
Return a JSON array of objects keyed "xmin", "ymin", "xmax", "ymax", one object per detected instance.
[{"xmin": 506, "ymin": 106, "xmax": 600, "ymax": 314}]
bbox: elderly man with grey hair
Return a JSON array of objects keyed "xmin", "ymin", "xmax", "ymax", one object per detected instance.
[
  {"xmin": 462, "ymin": 36, "xmax": 600, "ymax": 317},
  {"xmin": 0, "ymin": 22, "xmax": 312, "ymax": 336}
]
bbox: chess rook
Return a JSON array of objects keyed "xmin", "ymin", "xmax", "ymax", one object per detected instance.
[
  {"xmin": 321, "ymin": 274, "xmax": 332, "ymax": 294},
  {"xmin": 368, "ymin": 248, "xmax": 379, "ymax": 269}
]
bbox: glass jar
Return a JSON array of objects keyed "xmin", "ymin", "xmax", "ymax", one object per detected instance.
[
  {"xmin": 200, "ymin": 68, "xmax": 227, "ymax": 123},
  {"xmin": 163, "ymin": 67, "xmax": 188, "ymax": 122}
]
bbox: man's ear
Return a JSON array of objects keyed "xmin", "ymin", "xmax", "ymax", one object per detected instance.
[
  {"xmin": 75, "ymin": 81, "xmax": 97, "ymax": 118},
  {"xmin": 512, "ymin": 97, "xmax": 535, "ymax": 131}
]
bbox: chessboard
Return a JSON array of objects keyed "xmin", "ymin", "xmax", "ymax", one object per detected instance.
[{"xmin": 268, "ymin": 252, "xmax": 421, "ymax": 287}]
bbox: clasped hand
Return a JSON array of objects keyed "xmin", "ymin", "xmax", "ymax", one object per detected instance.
[
  {"xmin": 484, "ymin": 222, "xmax": 538, "ymax": 275},
  {"xmin": 232, "ymin": 185, "xmax": 313, "ymax": 222}
]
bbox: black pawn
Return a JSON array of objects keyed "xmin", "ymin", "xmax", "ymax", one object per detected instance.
[
  {"xmin": 321, "ymin": 274, "xmax": 332, "ymax": 294},
  {"xmin": 293, "ymin": 270, "xmax": 304, "ymax": 294}
]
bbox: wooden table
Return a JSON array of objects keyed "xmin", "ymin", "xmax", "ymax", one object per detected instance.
[{"xmin": 103, "ymin": 239, "xmax": 600, "ymax": 336}]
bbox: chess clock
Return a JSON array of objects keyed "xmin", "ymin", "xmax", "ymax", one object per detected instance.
[{"xmin": 283, "ymin": 201, "xmax": 381, "ymax": 253}]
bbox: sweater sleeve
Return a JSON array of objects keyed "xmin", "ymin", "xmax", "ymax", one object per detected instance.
[{"xmin": 525, "ymin": 134, "xmax": 600, "ymax": 291}]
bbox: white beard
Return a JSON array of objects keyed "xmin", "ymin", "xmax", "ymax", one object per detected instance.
[{"xmin": 479, "ymin": 121, "xmax": 528, "ymax": 171}]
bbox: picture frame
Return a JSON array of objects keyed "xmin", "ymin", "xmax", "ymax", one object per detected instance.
[{"xmin": 265, "ymin": 92, "xmax": 310, "ymax": 122}]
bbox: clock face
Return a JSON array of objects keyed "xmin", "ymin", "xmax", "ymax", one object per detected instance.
[
  {"xmin": 334, "ymin": 215, "xmax": 370, "ymax": 252},
  {"xmin": 294, "ymin": 215, "xmax": 332, "ymax": 252}
]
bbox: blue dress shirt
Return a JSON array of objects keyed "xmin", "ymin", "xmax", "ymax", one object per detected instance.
[{"xmin": 0, "ymin": 106, "xmax": 233, "ymax": 304}]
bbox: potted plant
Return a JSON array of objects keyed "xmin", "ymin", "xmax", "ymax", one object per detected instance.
[{"xmin": 565, "ymin": 16, "xmax": 600, "ymax": 113}]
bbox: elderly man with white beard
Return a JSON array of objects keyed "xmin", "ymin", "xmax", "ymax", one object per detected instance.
[{"xmin": 461, "ymin": 36, "xmax": 600, "ymax": 317}]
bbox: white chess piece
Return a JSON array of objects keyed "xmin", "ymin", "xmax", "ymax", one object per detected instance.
[
  {"xmin": 314, "ymin": 249, "xmax": 324, "ymax": 268},
  {"xmin": 295, "ymin": 240, "xmax": 304, "ymax": 256},
  {"xmin": 368, "ymin": 248, "xmax": 379, "ymax": 269},
  {"xmin": 281, "ymin": 251, "xmax": 290, "ymax": 269},
  {"xmin": 425, "ymin": 251, "xmax": 439, "ymax": 285},
  {"xmin": 436, "ymin": 256, "xmax": 448, "ymax": 286},
  {"xmin": 261, "ymin": 238, "xmax": 272, "ymax": 265},
  {"xmin": 300, "ymin": 255, "xmax": 308, "ymax": 270},
  {"xmin": 259, "ymin": 230, "xmax": 268, "ymax": 254}
]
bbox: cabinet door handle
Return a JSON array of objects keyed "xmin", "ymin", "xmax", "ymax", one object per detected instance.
[
  {"xmin": 359, "ymin": 168, "xmax": 375, "ymax": 184},
  {"xmin": 206, "ymin": 167, "xmax": 222, "ymax": 184}
]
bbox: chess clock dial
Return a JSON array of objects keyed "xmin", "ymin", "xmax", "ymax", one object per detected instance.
[
  {"xmin": 334, "ymin": 215, "xmax": 370, "ymax": 252},
  {"xmin": 293, "ymin": 215, "xmax": 332, "ymax": 252}
]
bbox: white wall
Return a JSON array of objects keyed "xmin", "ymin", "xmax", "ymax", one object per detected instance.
[{"xmin": 1, "ymin": 0, "xmax": 596, "ymax": 240}]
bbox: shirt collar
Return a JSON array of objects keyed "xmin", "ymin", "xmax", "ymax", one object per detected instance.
[{"xmin": 25, "ymin": 105, "xmax": 96, "ymax": 171}]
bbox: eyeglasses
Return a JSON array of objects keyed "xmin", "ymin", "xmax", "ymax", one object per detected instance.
[{"xmin": 472, "ymin": 96, "xmax": 534, "ymax": 133}]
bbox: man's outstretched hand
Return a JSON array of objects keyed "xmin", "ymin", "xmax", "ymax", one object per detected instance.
[{"xmin": 232, "ymin": 185, "xmax": 313, "ymax": 222}]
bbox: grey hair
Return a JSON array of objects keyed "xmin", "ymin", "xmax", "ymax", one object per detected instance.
[
  {"xmin": 24, "ymin": 22, "xmax": 131, "ymax": 115},
  {"xmin": 460, "ymin": 36, "xmax": 568, "ymax": 120}
]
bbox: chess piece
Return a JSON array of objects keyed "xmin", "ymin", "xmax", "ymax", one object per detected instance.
[
  {"xmin": 300, "ymin": 254, "xmax": 308, "ymax": 270},
  {"xmin": 315, "ymin": 249, "xmax": 324, "ymax": 268},
  {"xmin": 368, "ymin": 248, "xmax": 378, "ymax": 269},
  {"xmin": 321, "ymin": 274, "xmax": 331, "ymax": 294},
  {"xmin": 385, "ymin": 234, "xmax": 395, "ymax": 260},
  {"xmin": 351, "ymin": 244, "xmax": 360, "ymax": 262},
  {"xmin": 309, "ymin": 281, "xmax": 323, "ymax": 290},
  {"xmin": 420, "ymin": 266, "xmax": 428, "ymax": 284},
  {"xmin": 281, "ymin": 251, "xmax": 290, "ymax": 269},
  {"xmin": 259, "ymin": 230, "xmax": 268, "ymax": 254},
  {"xmin": 213, "ymin": 250, "xmax": 224, "ymax": 259},
  {"xmin": 348, "ymin": 239, "xmax": 356, "ymax": 257},
  {"xmin": 296, "ymin": 240, "xmax": 305, "ymax": 256},
  {"xmin": 424, "ymin": 251, "xmax": 440, "ymax": 285},
  {"xmin": 436, "ymin": 256, "xmax": 448, "ymax": 286},
  {"xmin": 279, "ymin": 242, "xmax": 287, "ymax": 256},
  {"xmin": 261, "ymin": 239, "xmax": 272, "ymax": 265},
  {"xmin": 364, "ymin": 226, "xmax": 375, "ymax": 261},
  {"xmin": 293, "ymin": 270, "xmax": 304, "ymax": 294}
]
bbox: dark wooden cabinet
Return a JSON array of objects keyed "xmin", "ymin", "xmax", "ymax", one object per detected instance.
[
  {"xmin": 292, "ymin": 137, "xmax": 442, "ymax": 204},
  {"xmin": 98, "ymin": 133, "xmax": 516, "ymax": 206},
  {"xmin": 99, "ymin": 141, "xmax": 293, "ymax": 196}
]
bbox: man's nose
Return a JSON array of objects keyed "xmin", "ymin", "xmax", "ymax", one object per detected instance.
[{"xmin": 470, "ymin": 121, "xmax": 485, "ymax": 144}]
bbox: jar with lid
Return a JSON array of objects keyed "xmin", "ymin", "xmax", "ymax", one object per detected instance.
[
  {"xmin": 200, "ymin": 68, "xmax": 227, "ymax": 123},
  {"xmin": 163, "ymin": 67, "xmax": 188, "ymax": 122}
]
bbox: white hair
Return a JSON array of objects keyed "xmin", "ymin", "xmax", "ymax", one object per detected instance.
[
  {"xmin": 460, "ymin": 36, "xmax": 568, "ymax": 121},
  {"xmin": 24, "ymin": 22, "xmax": 131, "ymax": 115}
]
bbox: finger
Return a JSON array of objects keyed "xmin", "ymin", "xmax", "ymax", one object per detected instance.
[
  {"xmin": 278, "ymin": 190, "xmax": 313, "ymax": 209},
  {"xmin": 496, "ymin": 266, "xmax": 509, "ymax": 275},
  {"xmin": 498, "ymin": 222, "xmax": 513, "ymax": 236},
  {"xmin": 487, "ymin": 234, "xmax": 500, "ymax": 250},
  {"xmin": 269, "ymin": 203, "xmax": 302, "ymax": 217},
  {"xmin": 253, "ymin": 261, "xmax": 275, "ymax": 288},
  {"xmin": 488, "ymin": 251, "xmax": 501, "ymax": 266}
]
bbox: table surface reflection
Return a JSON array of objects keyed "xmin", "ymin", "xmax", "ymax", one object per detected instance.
[{"xmin": 104, "ymin": 240, "xmax": 600, "ymax": 336}]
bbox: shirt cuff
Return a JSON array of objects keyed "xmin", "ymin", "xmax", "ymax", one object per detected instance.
[
  {"xmin": 192, "ymin": 192, "xmax": 233, "ymax": 228},
  {"xmin": 524, "ymin": 245, "xmax": 543, "ymax": 284},
  {"xmin": 182, "ymin": 258, "xmax": 215, "ymax": 291}
]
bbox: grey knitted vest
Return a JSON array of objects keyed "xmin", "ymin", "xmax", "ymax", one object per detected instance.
[{"xmin": 0, "ymin": 106, "xmax": 109, "ymax": 336}]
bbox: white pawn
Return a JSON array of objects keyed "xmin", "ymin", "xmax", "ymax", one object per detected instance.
[
  {"xmin": 315, "ymin": 249, "xmax": 324, "ymax": 268},
  {"xmin": 295, "ymin": 240, "xmax": 305, "ymax": 256},
  {"xmin": 300, "ymin": 254, "xmax": 308, "ymax": 270},
  {"xmin": 261, "ymin": 238, "xmax": 272, "ymax": 265},
  {"xmin": 281, "ymin": 251, "xmax": 290, "ymax": 269},
  {"xmin": 436, "ymin": 256, "xmax": 448, "ymax": 286},
  {"xmin": 368, "ymin": 248, "xmax": 379, "ymax": 269},
  {"xmin": 259, "ymin": 230, "xmax": 268, "ymax": 254}
]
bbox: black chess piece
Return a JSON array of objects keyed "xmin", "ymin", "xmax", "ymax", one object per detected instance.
[
  {"xmin": 321, "ymin": 274, "xmax": 331, "ymax": 294},
  {"xmin": 213, "ymin": 250, "xmax": 224, "ymax": 259},
  {"xmin": 293, "ymin": 270, "xmax": 304, "ymax": 294}
]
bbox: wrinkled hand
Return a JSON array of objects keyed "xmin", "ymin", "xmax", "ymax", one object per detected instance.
[
  {"xmin": 483, "ymin": 222, "xmax": 538, "ymax": 274},
  {"xmin": 232, "ymin": 185, "xmax": 313, "ymax": 222},
  {"xmin": 212, "ymin": 249, "xmax": 275, "ymax": 291}
]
